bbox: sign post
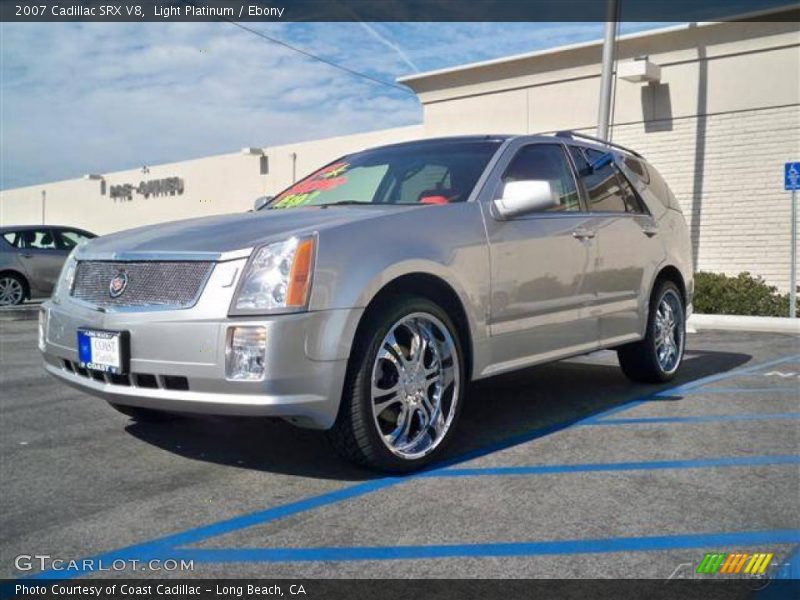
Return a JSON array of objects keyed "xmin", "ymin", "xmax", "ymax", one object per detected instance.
[{"xmin": 785, "ymin": 162, "xmax": 800, "ymax": 318}]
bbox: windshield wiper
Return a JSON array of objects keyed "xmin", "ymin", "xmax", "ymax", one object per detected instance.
[{"xmin": 319, "ymin": 200, "xmax": 373, "ymax": 207}]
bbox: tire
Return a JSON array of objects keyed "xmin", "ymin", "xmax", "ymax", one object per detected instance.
[
  {"xmin": 617, "ymin": 280, "xmax": 686, "ymax": 383},
  {"xmin": 0, "ymin": 273, "xmax": 26, "ymax": 306},
  {"xmin": 327, "ymin": 295, "xmax": 466, "ymax": 473},
  {"xmin": 107, "ymin": 402, "xmax": 179, "ymax": 423}
]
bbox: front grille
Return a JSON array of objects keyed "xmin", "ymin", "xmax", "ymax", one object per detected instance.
[{"xmin": 71, "ymin": 261, "xmax": 213, "ymax": 309}]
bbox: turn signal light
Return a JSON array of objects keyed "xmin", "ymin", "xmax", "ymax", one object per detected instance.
[{"xmin": 286, "ymin": 238, "xmax": 314, "ymax": 307}]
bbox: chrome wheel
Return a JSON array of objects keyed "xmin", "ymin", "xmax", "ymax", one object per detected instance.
[
  {"xmin": 0, "ymin": 276, "xmax": 24, "ymax": 306},
  {"xmin": 654, "ymin": 289, "xmax": 684, "ymax": 374},
  {"xmin": 370, "ymin": 312, "xmax": 460, "ymax": 461}
]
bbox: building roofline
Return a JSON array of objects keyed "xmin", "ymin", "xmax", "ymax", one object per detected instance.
[{"xmin": 396, "ymin": 4, "xmax": 798, "ymax": 85}]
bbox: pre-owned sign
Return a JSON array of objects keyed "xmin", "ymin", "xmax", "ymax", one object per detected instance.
[{"xmin": 110, "ymin": 177, "xmax": 184, "ymax": 201}]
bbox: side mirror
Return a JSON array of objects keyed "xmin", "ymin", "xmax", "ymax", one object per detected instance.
[
  {"xmin": 253, "ymin": 195, "xmax": 273, "ymax": 211},
  {"xmin": 494, "ymin": 180, "xmax": 558, "ymax": 219}
]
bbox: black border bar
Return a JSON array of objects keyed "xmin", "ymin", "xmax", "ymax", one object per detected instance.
[{"xmin": 1, "ymin": 0, "xmax": 799, "ymax": 23}]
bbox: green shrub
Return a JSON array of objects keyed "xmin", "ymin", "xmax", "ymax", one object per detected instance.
[{"xmin": 693, "ymin": 271, "xmax": 791, "ymax": 317}]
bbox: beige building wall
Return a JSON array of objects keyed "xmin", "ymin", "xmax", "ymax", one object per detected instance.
[
  {"xmin": 2, "ymin": 15, "xmax": 798, "ymax": 291},
  {"xmin": 402, "ymin": 17, "xmax": 800, "ymax": 291},
  {"xmin": 0, "ymin": 125, "xmax": 424, "ymax": 236}
]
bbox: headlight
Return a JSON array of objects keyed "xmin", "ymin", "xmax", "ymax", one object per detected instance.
[
  {"xmin": 52, "ymin": 251, "xmax": 78, "ymax": 302},
  {"xmin": 230, "ymin": 236, "xmax": 315, "ymax": 314}
]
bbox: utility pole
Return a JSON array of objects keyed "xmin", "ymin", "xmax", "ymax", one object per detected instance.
[{"xmin": 596, "ymin": 0, "xmax": 619, "ymax": 141}]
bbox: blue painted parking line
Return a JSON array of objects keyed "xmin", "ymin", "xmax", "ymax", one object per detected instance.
[
  {"xmin": 584, "ymin": 412, "xmax": 800, "ymax": 426},
  {"xmin": 773, "ymin": 544, "xmax": 800, "ymax": 580},
  {"xmin": 652, "ymin": 354, "xmax": 800, "ymax": 398},
  {"xmin": 165, "ymin": 529, "xmax": 800, "ymax": 563},
  {"xmin": 583, "ymin": 353, "xmax": 800, "ymax": 425},
  {"xmin": 23, "ymin": 353, "xmax": 800, "ymax": 580},
  {"xmin": 420, "ymin": 454, "xmax": 800, "ymax": 479}
]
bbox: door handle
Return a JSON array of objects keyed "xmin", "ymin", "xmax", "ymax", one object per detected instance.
[
  {"xmin": 21, "ymin": 252, "xmax": 33, "ymax": 258},
  {"xmin": 641, "ymin": 225, "xmax": 659, "ymax": 238},
  {"xmin": 572, "ymin": 227, "xmax": 596, "ymax": 240}
]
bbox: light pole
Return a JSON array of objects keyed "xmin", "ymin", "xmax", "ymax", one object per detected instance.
[{"xmin": 596, "ymin": 0, "xmax": 619, "ymax": 141}]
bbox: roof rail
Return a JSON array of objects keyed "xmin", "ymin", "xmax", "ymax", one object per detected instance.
[{"xmin": 555, "ymin": 130, "xmax": 644, "ymax": 158}]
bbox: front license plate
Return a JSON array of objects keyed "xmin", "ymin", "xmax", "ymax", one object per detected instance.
[{"xmin": 77, "ymin": 329, "xmax": 128, "ymax": 375}]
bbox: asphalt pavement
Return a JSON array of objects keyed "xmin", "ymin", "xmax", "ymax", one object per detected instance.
[{"xmin": 1, "ymin": 319, "xmax": 798, "ymax": 580}]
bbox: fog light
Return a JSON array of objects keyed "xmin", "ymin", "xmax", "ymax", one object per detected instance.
[
  {"xmin": 226, "ymin": 326, "xmax": 266, "ymax": 381},
  {"xmin": 38, "ymin": 308, "xmax": 47, "ymax": 352}
]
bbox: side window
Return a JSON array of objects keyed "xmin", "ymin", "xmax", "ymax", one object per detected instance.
[
  {"xmin": 2, "ymin": 232, "xmax": 20, "ymax": 247},
  {"xmin": 57, "ymin": 229, "xmax": 91, "ymax": 250},
  {"xmin": 499, "ymin": 144, "xmax": 580, "ymax": 212},
  {"xmin": 14, "ymin": 229, "xmax": 57, "ymax": 250},
  {"xmin": 574, "ymin": 148, "xmax": 642, "ymax": 214}
]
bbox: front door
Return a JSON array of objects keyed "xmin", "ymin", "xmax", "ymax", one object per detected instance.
[{"xmin": 483, "ymin": 142, "xmax": 600, "ymax": 375}]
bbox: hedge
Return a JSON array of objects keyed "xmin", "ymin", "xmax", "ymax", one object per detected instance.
[{"xmin": 693, "ymin": 271, "xmax": 791, "ymax": 318}]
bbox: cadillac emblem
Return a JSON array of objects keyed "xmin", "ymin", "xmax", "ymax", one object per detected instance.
[{"xmin": 108, "ymin": 271, "xmax": 129, "ymax": 298}]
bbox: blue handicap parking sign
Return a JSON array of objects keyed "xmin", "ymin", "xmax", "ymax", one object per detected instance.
[{"xmin": 786, "ymin": 162, "xmax": 800, "ymax": 190}]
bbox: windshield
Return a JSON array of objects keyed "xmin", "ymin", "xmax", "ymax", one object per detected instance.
[{"xmin": 265, "ymin": 140, "xmax": 502, "ymax": 209}]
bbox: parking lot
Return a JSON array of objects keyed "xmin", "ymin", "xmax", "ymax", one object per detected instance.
[{"xmin": 1, "ymin": 319, "xmax": 798, "ymax": 580}]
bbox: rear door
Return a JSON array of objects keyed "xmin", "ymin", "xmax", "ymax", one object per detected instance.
[
  {"xmin": 484, "ymin": 141, "xmax": 600, "ymax": 373},
  {"xmin": 568, "ymin": 146, "xmax": 666, "ymax": 345}
]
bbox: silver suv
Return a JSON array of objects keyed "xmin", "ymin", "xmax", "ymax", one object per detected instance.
[{"xmin": 40, "ymin": 134, "xmax": 692, "ymax": 472}]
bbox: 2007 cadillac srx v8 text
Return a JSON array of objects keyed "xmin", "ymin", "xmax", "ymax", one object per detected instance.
[{"xmin": 40, "ymin": 133, "xmax": 692, "ymax": 471}]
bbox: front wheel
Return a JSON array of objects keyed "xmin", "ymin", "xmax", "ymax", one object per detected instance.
[
  {"xmin": 618, "ymin": 281, "xmax": 686, "ymax": 383},
  {"xmin": 327, "ymin": 296, "xmax": 465, "ymax": 473}
]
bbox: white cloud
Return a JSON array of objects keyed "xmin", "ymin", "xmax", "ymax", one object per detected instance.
[{"xmin": 0, "ymin": 21, "xmax": 669, "ymax": 189}]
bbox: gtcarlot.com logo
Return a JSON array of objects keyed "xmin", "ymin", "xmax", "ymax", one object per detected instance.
[
  {"xmin": 14, "ymin": 554, "xmax": 194, "ymax": 573},
  {"xmin": 696, "ymin": 551, "xmax": 774, "ymax": 576}
]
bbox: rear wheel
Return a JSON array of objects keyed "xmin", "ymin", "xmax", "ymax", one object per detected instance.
[
  {"xmin": 108, "ymin": 403, "xmax": 179, "ymax": 422},
  {"xmin": 0, "ymin": 273, "xmax": 26, "ymax": 306},
  {"xmin": 327, "ymin": 295, "xmax": 464, "ymax": 473},
  {"xmin": 618, "ymin": 280, "xmax": 685, "ymax": 383}
]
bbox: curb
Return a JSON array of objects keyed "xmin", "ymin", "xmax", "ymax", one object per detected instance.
[{"xmin": 688, "ymin": 314, "xmax": 800, "ymax": 334}]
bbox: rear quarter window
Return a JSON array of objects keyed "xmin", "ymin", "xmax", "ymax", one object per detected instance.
[
  {"xmin": 645, "ymin": 163, "xmax": 681, "ymax": 212},
  {"xmin": 624, "ymin": 157, "xmax": 649, "ymax": 183}
]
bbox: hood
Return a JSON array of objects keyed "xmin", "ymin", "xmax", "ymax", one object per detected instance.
[{"xmin": 77, "ymin": 206, "xmax": 411, "ymax": 261}]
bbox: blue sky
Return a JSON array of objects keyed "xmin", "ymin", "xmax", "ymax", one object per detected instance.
[{"xmin": 0, "ymin": 21, "xmax": 669, "ymax": 189}]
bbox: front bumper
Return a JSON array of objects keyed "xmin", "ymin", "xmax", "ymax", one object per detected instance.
[{"xmin": 40, "ymin": 294, "xmax": 363, "ymax": 429}]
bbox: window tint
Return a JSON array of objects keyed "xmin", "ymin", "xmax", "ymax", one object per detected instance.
[
  {"xmin": 572, "ymin": 147, "xmax": 642, "ymax": 213},
  {"xmin": 5, "ymin": 229, "xmax": 57, "ymax": 249},
  {"xmin": 499, "ymin": 144, "xmax": 580, "ymax": 212},
  {"xmin": 393, "ymin": 164, "xmax": 451, "ymax": 204},
  {"xmin": 57, "ymin": 229, "xmax": 92, "ymax": 250}
]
